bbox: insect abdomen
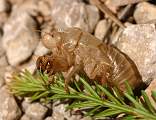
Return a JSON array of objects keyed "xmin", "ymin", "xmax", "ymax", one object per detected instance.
[{"xmin": 106, "ymin": 46, "xmax": 142, "ymax": 91}]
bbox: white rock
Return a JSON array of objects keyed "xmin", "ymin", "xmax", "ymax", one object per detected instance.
[
  {"xmin": 0, "ymin": 86, "xmax": 21, "ymax": 120},
  {"xmin": 134, "ymin": 2, "xmax": 156, "ymax": 23},
  {"xmin": 94, "ymin": 19, "xmax": 110, "ymax": 41},
  {"xmin": 25, "ymin": 102, "xmax": 48, "ymax": 120},
  {"xmin": 52, "ymin": 101, "xmax": 81, "ymax": 120},
  {"xmin": 21, "ymin": 97, "xmax": 31, "ymax": 112},
  {"xmin": 38, "ymin": 0, "xmax": 52, "ymax": 16},
  {"xmin": 20, "ymin": 115, "xmax": 31, "ymax": 120},
  {"xmin": 19, "ymin": 58, "xmax": 37, "ymax": 74},
  {"xmin": 0, "ymin": 56, "xmax": 8, "ymax": 88},
  {"xmin": 2, "ymin": 10, "xmax": 39, "ymax": 66},
  {"xmin": 4, "ymin": 66, "xmax": 15, "ymax": 84},
  {"xmin": 44, "ymin": 117, "xmax": 54, "ymax": 120},
  {"xmin": 117, "ymin": 24, "xmax": 156, "ymax": 83},
  {"xmin": 0, "ymin": 73, "xmax": 5, "ymax": 88},
  {"xmin": 34, "ymin": 41, "xmax": 50, "ymax": 56},
  {"xmin": 51, "ymin": 0, "xmax": 99, "ymax": 33},
  {"xmin": 0, "ymin": 0, "xmax": 10, "ymax": 12}
]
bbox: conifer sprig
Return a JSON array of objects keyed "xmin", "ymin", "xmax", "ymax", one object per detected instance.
[{"xmin": 9, "ymin": 70, "xmax": 156, "ymax": 119}]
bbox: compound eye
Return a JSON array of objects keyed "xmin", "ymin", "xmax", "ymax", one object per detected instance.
[
  {"xmin": 41, "ymin": 33, "xmax": 57, "ymax": 49},
  {"xmin": 42, "ymin": 34, "xmax": 52, "ymax": 48},
  {"xmin": 41, "ymin": 31, "xmax": 62, "ymax": 50}
]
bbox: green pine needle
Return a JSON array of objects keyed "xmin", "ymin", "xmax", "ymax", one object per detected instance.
[{"xmin": 9, "ymin": 70, "xmax": 156, "ymax": 120}]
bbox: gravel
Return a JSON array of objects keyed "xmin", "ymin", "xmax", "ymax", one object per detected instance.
[{"xmin": 0, "ymin": 0, "xmax": 156, "ymax": 119}]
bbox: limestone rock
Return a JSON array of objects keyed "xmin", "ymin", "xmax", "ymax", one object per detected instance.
[
  {"xmin": 44, "ymin": 117, "xmax": 54, "ymax": 120},
  {"xmin": 21, "ymin": 97, "xmax": 31, "ymax": 112},
  {"xmin": 116, "ymin": 24, "xmax": 156, "ymax": 83},
  {"xmin": 0, "ymin": 0, "xmax": 10, "ymax": 27},
  {"xmin": 51, "ymin": 0, "xmax": 99, "ymax": 33},
  {"xmin": 52, "ymin": 101, "xmax": 81, "ymax": 120},
  {"xmin": 11, "ymin": 0, "xmax": 39, "ymax": 16},
  {"xmin": 2, "ymin": 10, "xmax": 39, "ymax": 66},
  {"xmin": 20, "ymin": 115, "xmax": 31, "ymax": 120},
  {"xmin": 0, "ymin": 86, "xmax": 21, "ymax": 120},
  {"xmin": 0, "ymin": 56, "xmax": 8, "ymax": 88},
  {"xmin": 34, "ymin": 41, "xmax": 50, "ymax": 56},
  {"xmin": 38, "ymin": 0, "xmax": 52, "ymax": 17},
  {"xmin": 94, "ymin": 19, "xmax": 110, "ymax": 41},
  {"xmin": 134, "ymin": 2, "xmax": 156, "ymax": 23},
  {"xmin": 25, "ymin": 103, "xmax": 48, "ymax": 120},
  {"xmin": 0, "ymin": 0, "xmax": 10, "ymax": 12}
]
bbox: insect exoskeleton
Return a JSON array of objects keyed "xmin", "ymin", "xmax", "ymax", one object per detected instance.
[{"xmin": 36, "ymin": 27, "xmax": 142, "ymax": 92}]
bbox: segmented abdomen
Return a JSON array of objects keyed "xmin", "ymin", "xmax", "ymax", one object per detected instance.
[{"xmin": 104, "ymin": 45, "xmax": 142, "ymax": 91}]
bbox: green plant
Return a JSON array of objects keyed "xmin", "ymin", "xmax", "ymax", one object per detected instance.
[{"xmin": 9, "ymin": 70, "xmax": 156, "ymax": 120}]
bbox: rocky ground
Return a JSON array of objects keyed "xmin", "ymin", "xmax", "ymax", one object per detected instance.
[{"xmin": 0, "ymin": 0, "xmax": 156, "ymax": 120}]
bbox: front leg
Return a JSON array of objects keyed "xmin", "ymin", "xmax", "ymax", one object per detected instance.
[
  {"xmin": 36, "ymin": 55, "xmax": 53, "ymax": 74},
  {"xmin": 64, "ymin": 64, "xmax": 82, "ymax": 93}
]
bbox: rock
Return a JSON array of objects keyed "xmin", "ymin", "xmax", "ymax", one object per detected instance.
[
  {"xmin": 9, "ymin": 0, "xmax": 24, "ymax": 5},
  {"xmin": 0, "ymin": 0, "xmax": 10, "ymax": 27},
  {"xmin": 0, "ymin": 0, "xmax": 10, "ymax": 12},
  {"xmin": 0, "ymin": 31, "xmax": 5, "ymax": 56},
  {"xmin": 0, "ymin": 86, "xmax": 21, "ymax": 120},
  {"xmin": 12, "ymin": 0, "xmax": 39, "ymax": 17},
  {"xmin": 134, "ymin": 2, "xmax": 156, "ymax": 24},
  {"xmin": 0, "ymin": 55, "xmax": 8, "ymax": 67},
  {"xmin": 25, "ymin": 102, "xmax": 48, "ymax": 120},
  {"xmin": 0, "ymin": 76, "xmax": 5, "ymax": 88},
  {"xmin": 86, "ymin": 5, "xmax": 100, "ymax": 32},
  {"xmin": 52, "ymin": 104, "xmax": 64, "ymax": 120},
  {"xmin": 4, "ymin": 66, "xmax": 15, "ymax": 84},
  {"xmin": 94, "ymin": 19, "xmax": 110, "ymax": 41},
  {"xmin": 38, "ymin": 0, "xmax": 52, "ymax": 16},
  {"xmin": 34, "ymin": 41, "xmax": 50, "ymax": 56},
  {"xmin": 0, "ymin": 56, "xmax": 8, "ymax": 87},
  {"xmin": 52, "ymin": 101, "xmax": 81, "ymax": 120},
  {"xmin": 44, "ymin": 117, "xmax": 54, "ymax": 120},
  {"xmin": 116, "ymin": 24, "xmax": 156, "ymax": 83},
  {"xmin": 19, "ymin": 58, "xmax": 37, "ymax": 74},
  {"xmin": 21, "ymin": 97, "xmax": 31, "ymax": 112},
  {"xmin": 41, "ymin": 102, "xmax": 52, "ymax": 111},
  {"xmin": 2, "ymin": 10, "xmax": 39, "ymax": 66},
  {"xmin": 10, "ymin": 0, "xmax": 51, "ymax": 18},
  {"xmin": 51, "ymin": 0, "xmax": 99, "ymax": 33},
  {"xmin": 0, "ymin": 12, "xmax": 8, "ymax": 27},
  {"xmin": 104, "ymin": 0, "xmax": 145, "ymax": 7},
  {"xmin": 145, "ymin": 80, "xmax": 156, "ymax": 109},
  {"xmin": 20, "ymin": 115, "xmax": 31, "ymax": 120}
]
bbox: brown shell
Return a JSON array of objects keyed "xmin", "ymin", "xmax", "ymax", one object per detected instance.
[
  {"xmin": 99, "ymin": 45, "xmax": 142, "ymax": 91},
  {"xmin": 37, "ymin": 27, "xmax": 142, "ymax": 91}
]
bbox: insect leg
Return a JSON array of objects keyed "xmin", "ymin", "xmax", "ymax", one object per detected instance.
[
  {"xmin": 36, "ymin": 55, "xmax": 52, "ymax": 73},
  {"xmin": 64, "ymin": 64, "xmax": 82, "ymax": 93}
]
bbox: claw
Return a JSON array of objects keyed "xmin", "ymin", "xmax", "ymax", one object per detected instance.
[
  {"xmin": 65, "ymin": 82, "xmax": 70, "ymax": 93},
  {"xmin": 36, "ymin": 55, "xmax": 54, "ymax": 75}
]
